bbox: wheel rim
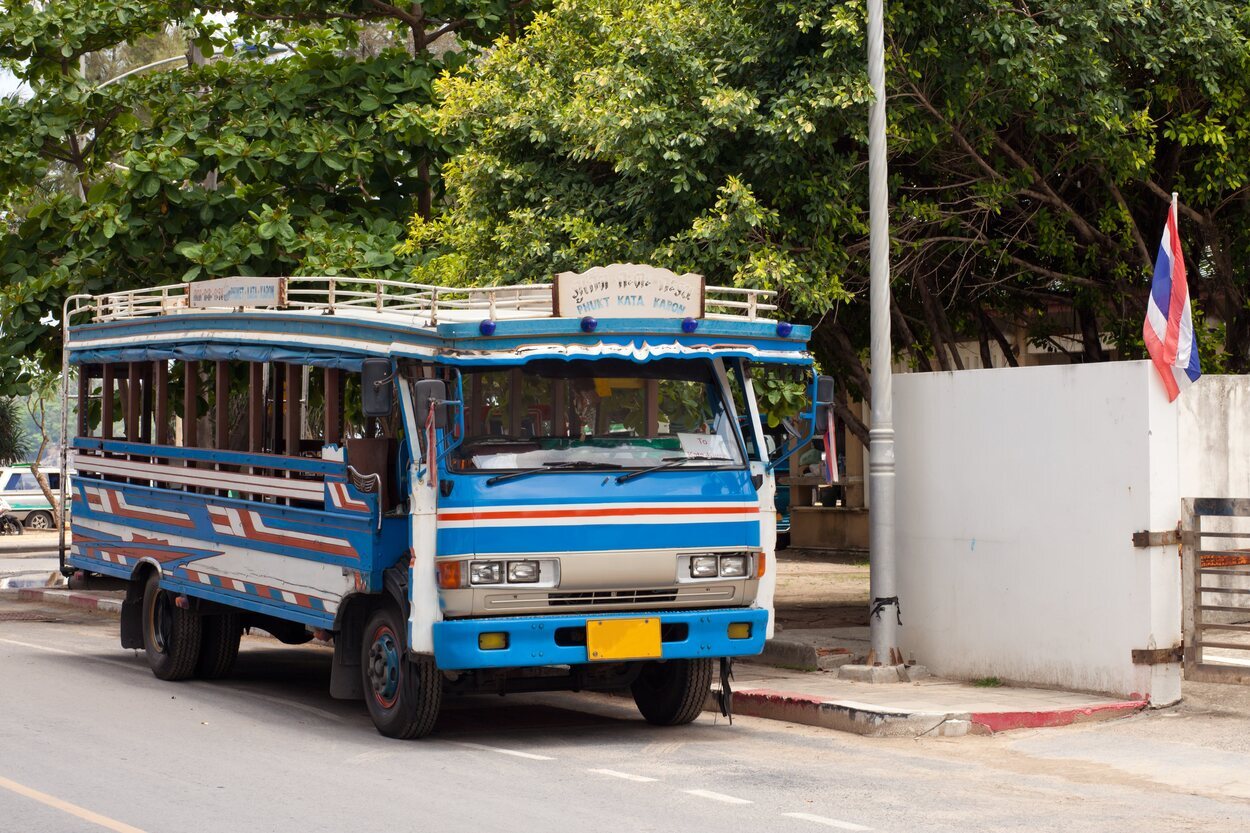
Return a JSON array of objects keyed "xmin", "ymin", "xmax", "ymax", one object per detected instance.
[
  {"xmin": 27, "ymin": 513, "xmax": 50, "ymax": 530},
  {"xmin": 150, "ymin": 591, "xmax": 173, "ymax": 654},
  {"xmin": 367, "ymin": 625, "xmax": 401, "ymax": 709}
]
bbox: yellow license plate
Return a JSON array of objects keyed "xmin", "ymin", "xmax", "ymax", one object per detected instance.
[{"xmin": 586, "ymin": 617, "xmax": 662, "ymax": 662}]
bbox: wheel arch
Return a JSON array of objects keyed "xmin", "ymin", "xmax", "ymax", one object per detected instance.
[{"xmin": 120, "ymin": 560, "xmax": 162, "ymax": 649}]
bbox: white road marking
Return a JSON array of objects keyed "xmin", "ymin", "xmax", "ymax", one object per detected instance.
[
  {"xmin": 783, "ymin": 812, "xmax": 873, "ymax": 831},
  {"xmin": 0, "ymin": 637, "xmax": 74, "ymax": 655},
  {"xmin": 454, "ymin": 742, "xmax": 554, "ymax": 761},
  {"xmin": 0, "ymin": 637, "xmax": 146, "ymax": 673},
  {"xmin": 587, "ymin": 768, "xmax": 658, "ymax": 783},
  {"xmin": 683, "ymin": 789, "xmax": 753, "ymax": 805},
  {"xmin": 0, "ymin": 774, "xmax": 149, "ymax": 833}
]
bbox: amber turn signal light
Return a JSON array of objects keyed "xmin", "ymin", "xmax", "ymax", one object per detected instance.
[{"xmin": 436, "ymin": 561, "xmax": 464, "ymax": 589}]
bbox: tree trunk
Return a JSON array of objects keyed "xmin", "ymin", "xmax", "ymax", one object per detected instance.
[
  {"xmin": 976, "ymin": 305, "xmax": 1019, "ymax": 367},
  {"xmin": 1077, "ymin": 304, "xmax": 1106, "ymax": 363},
  {"xmin": 891, "ymin": 297, "xmax": 933, "ymax": 372},
  {"xmin": 917, "ymin": 278, "xmax": 952, "ymax": 371},
  {"xmin": 833, "ymin": 383, "xmax": 869, "ymax": 448}
]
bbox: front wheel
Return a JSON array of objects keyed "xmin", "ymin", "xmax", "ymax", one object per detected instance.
[
  {"xmin": 141, "ymin": 572, "xmax": 201, "ymax": 681},
  {"xmin": 0, "ymin": 516, "xmax": 22, "ymax": 535},
  {"xmin": 630, "ymin": 658, "xmax": 714, "ymax": 726},
  {"xmin": 361, "ymin": 606, "xmax": 442, "ymax": 739},
  {"xmin": 24, "ymin": 510, "xmax": 53, "ymax": 531}
]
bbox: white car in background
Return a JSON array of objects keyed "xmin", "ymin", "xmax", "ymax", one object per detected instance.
[{"xmin": 0, "ymin": 465, "xmax": 64, "ymax": 530}]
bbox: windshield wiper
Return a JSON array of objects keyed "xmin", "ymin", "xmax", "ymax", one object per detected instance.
[
  {"xmin": 486, "ymin": 460, "xmax": 623, "ymax": 486},
  {"xmin": 615, "ymin": 456, "xmax": 736, "ymax": 484}
]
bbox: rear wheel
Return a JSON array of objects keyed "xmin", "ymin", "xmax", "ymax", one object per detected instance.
[
  {"xmin": 141, "ymin": 572, "xmax": 201, "ymax": 681},
  {"xmin": 0, "ymin": 516, "xmax": 23, "ymax": 535},
  {"xmin": 24, "ymin": 510, "xmax": 53, "ymax": 531},
  {"xmin": 361, "ymin": 606, "xmax": 442, "ymax": 739},
  {"xmin": 630, "ymin": 658, "xmax": 713, "ymax": 726},
  {"xmin": 197, "ymin": 612, "xmax": 242, "ymax": 679}
]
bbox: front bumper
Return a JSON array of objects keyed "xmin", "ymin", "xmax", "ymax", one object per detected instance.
[{"xmin": 430, "ymin": 607, "xmax": 769, "ymax": 670}]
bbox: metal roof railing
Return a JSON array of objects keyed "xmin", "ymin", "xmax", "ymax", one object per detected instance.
[{"xmin": 64, "ymin": 275, "xmax": 779, "ymax": 327}]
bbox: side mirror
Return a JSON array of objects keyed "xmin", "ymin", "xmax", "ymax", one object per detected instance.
[
  {"xmin": 814, "ymin": 375, "xmax": 835, "ymax": 427},
  {"xmin": 414, "ymin": 379, "xmax": 449, "ymax": 430},
  {"xmin": 361, "ymin": 358, "xmax": 394, "ymax": 417}
]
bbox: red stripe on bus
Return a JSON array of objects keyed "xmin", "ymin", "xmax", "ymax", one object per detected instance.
[{"xmin": 437, "ymin": 506, "xmax": 755, "ymax": 522}]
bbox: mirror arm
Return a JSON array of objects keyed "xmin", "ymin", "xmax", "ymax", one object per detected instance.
[
  {"xmin": 435, "ymin": 369, "xmax": 466, "ymax": 462},
  {"xmin": 766, "ymin": 368, "xmax": 821, "ymax": 474}
]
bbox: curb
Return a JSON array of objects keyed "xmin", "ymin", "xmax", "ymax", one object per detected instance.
[
  {"xmin": 715, "ymin": 687, "xmax": 1149, "ymax": 737},
  {"xmin": 757, "ymin": 638, "xmax": 856, "ymax": 672},
  {"xmin": 7, "ymin": 587, "xmax": 122, "ymax": 614}
]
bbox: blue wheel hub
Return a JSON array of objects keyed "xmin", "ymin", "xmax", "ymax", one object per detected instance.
[{"xmin": 367, "ymin": 628, "xmax": 401, "ymax": 706}]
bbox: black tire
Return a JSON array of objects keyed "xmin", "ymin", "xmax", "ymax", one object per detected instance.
[
  {"xmin": 0, "ymin": 516, "xmax": 23, "ymax": 535},
  {"xmin": 197, "ymin": 612, "xmax": 242, "ymax": 679},
  {"xmin": 141, "ymin": 572, "xmax": 201, "ymax": 681},
  {"xmin": 361, "ymin": 606, "xmax": 442, "ymax": 739},
  {"xmin": 24, "ymin": 510, "xmax": 53, "ymax": 531},
  {"xmin": 776, "ymin": 531, "xmax": 791, "ymax": 551},
  {"xmin": 631, "ymin": 658, "xmax": 714, "ymax": 726}
]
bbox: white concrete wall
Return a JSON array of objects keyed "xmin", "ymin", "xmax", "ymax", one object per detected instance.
[
  {"xmin": 1179, "ymin": 375, "xmax": 1250, "ymax": 497},
  {"xmin": 894, "ymin": 360, "xmax": 1181, "ymax": 703}
]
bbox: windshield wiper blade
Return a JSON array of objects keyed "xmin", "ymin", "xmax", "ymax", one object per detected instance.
[
  {"xmin": 615, "ymin": 456, "xmax": 735, "ymax": 484},
  {"xmin": 486, "ymin": 461, "xmax": 622, "ymax": 486}
]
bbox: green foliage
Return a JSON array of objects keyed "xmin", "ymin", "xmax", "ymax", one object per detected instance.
[
  {"xmin": 0, "ymin": 0, "xmax": 541, "ymax": 394},
  {"xmin": 753, "ymin": 367, "xmax": 809, "ymax": 427},
  {"xmin": 0, "ymin": 397, "xmax": 31, "ymax": 464},
  {"xmin": 400, "ymin": 0, "xmax": 865, "ymax": 312},
  {"xmin": 408, "ymin": 0, "xmax": 1250, "ymax": 388}
]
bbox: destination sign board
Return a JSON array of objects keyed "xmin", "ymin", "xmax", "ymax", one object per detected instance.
[
  {"xmin": 553, "ymin": 264, "xmax": 705, "ymax": 319},
  {"xmin": 187, "ymin": 277, "xmax": 286, "ymax": 309}
]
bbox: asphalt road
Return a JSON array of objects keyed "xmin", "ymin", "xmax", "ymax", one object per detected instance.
[{"xmin": 2, "ymin": 603, "xmax": 1250, "ymax": 833}]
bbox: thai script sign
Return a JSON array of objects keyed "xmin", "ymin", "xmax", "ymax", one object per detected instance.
[
  {"xmin": 187, "ymin": 277, "xmax": 286, "ymax": 309},
  {"xmin": 553, "ymin": 264, "xmax": 705, "ymax": 319}
]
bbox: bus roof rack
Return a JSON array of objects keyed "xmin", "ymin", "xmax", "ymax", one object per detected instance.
[{"xmin": 64, "ymin": 265, "xmax": 779, "ymax": 327}]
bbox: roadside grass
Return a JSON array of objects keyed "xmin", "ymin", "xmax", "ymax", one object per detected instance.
[{"xmin": 972, "ymin": 676, "xmax": 1005, "ymax": 688}]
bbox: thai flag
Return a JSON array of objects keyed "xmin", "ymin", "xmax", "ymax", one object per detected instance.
[{"xmin": 1143, "ymin": 195, "xmax": 1201, "ymax": 401}]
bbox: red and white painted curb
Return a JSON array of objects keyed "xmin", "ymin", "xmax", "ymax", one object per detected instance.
[
  {"xmin": 712, "ymin": 687, "xmax": 1149, "ymax": 737},
  {"xmin": 10, "ymin": 587, "xmax": 122, "ymax": 614}
]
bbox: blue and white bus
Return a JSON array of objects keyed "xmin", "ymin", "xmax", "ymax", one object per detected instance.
[{"xmin": 60, "ymin": 265, "xmax": 829, "ymax": 738}]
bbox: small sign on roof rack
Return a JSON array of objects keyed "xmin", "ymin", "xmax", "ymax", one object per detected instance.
[
  {"xmin": 553, "ymin": 264, "xmax": 704, "ymax": 319},
  {"xmin": 187, "ymin": 277, "xmax": 286, "ymax": 309}
]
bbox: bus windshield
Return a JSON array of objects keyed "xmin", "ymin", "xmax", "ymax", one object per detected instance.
[{"xmin": 453, "ymin": 358, "xmax": 745, "ymax": 472}]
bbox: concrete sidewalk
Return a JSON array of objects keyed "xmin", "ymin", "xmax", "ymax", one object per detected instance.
[
  {"xmin": 716, "ymin": 661, "xmax": 1146, "ymax": 738},
  {"xmin": 6, "ymin": 586, "xmax": 1148, "ymax": 739}
]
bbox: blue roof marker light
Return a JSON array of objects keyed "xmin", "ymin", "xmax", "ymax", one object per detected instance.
[
  {"xmin": 776, "ymin": 322, "xmax": 794, "ymax": 338},
  {"xmin": 581, "ymin": 316, "xmax": 598, "ymax": 333},
  {"xmin": 479, "ymin": 319, "xmax": 497, "ymax": 336},
  {"xmin": 681, "ymin": 317, "xmax": 699, "ymax": 334}
]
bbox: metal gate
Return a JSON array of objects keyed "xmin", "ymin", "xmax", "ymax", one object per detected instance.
[{"xmin": 1182, "ymin": 498, "xmax": 1250, "ymax": 684}]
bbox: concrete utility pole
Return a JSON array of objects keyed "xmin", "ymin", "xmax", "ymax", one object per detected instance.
[{"xmin": 866, "ymin": 0, "xmax": 901, "ymax": 667}]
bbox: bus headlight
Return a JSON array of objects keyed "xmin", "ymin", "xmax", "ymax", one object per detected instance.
[
  {"xmin": 690, "ymin": 555, "xmax": 719, "ymax": 578},
  {"xmin": 507, "ymin": 560, "xmax": 540, "ymax": 583},
  {"xmin": 470, "ymin": 561, "xmax": 503, "ymax": 585},
  {"xmin": 719, "ymin": 554, "xmax": 749, "ymax": 577}
]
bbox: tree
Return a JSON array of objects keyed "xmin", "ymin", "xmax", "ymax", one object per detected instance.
[
  {"xmin": 404, "ymin": 0, "xmax": 1250, "ymax": 439},
  {"xmin": 19, "ymin": 355, "xmax": 63, "ymax": 525},
  {"xmin": 0, "ymin": 0, "xmax": 542, "ymax": 394},
  {"xmin": 0, "ymin": 397, "xmax": 30, "ymax": 465}
]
